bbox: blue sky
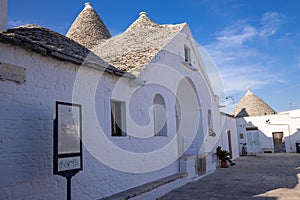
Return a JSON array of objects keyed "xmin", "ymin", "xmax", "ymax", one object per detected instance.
[{"xmin": 7, "ymin": 0, "xmax": 300, "ymax": 112}]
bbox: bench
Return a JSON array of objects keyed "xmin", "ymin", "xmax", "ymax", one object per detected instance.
[{"xmin": 101, "ymin": 173, "xmax": 188, "ymax": 200}]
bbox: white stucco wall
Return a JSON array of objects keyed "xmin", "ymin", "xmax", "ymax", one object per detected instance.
[
  {"xmin": 236, "ymin": 110, "xmax": 300, "ymax": 153},
  {"xmin": 142, "ymin": 25, "xmax": 239, "ymax": 173},
  {"xmin": 222, "ymin": 115, "xmax": 239, "ymax": 159},
  {"xmin": 0, "ymin": 0, "xmax": 7, "ymax": 31},
  {"xmin": 0, "ymin": 43, "xmax": 180, "ymax": 200}
]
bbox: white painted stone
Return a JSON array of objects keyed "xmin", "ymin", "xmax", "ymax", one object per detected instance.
[
  {"xmin": 179, "ymin": 156, "xmax": 197, "ymax": 178},
  {"xmin": 0, "ymin": 0, "xmax": 7, "ymax": 31},
  {"xmin": 237, "ymin": 110, "xmax": 300, "ymax": 154}
]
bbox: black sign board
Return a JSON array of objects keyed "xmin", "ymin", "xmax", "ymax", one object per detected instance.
[{"xmin": 53, "ymin": 101, "xmax": 82, "ymax": 176}]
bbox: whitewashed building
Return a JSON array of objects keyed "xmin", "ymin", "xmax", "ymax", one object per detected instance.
[
  {"xmin": 0, "ymin": 2, "xmax": 238, "ymax": 199},
  {"xmin": 234, "ymin": 88, "xmax": 300, "ymax": 154}
]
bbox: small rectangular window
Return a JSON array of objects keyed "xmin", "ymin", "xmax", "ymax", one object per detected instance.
[
  {"xmin": 184, "ymin": 46, "xmax": 191, "ymax": 64},
  {"xmin": 245, "ymin": 127, "xmax": 258, "ymax": 131},
  {"xmin": 111, "ymin": 101, "xmax": 126, "ymax": 137}
]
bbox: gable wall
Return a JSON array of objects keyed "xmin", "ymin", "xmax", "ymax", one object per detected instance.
[{"xmin": 139, "ymin": 27, "xmax": 239, "ymax": 173}]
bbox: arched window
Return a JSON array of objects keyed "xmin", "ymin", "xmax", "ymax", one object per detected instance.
[
  {"xmin": 208, "ymin": 109, "xmax": 212, "ymax": 129},
  {"xmin": 153, "ymin": 94, "xmax": 167, "ymax": 136},
  {"xmin": 208, "ymin": 109, "xmax": 215, "ymax": 136},
  {"xmin": 175, "ymin": 98, "xmax": 181, "ymax": 132}
]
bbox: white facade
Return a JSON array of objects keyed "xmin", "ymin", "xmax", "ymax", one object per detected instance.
[
  {"xmin": 236, "ymin": 109, "xmax": 300, "ymax": 154},
  {"xmin": 0, "ymin": 0, "xmax": 7, "ymax": 31},
  {"xmin": 139, "ymin": 26, "xmax": 239, "ymax": 171},
  {"xmin": 0, "ymin": 42, "xmax": 179, "ymax": 199},
  {"xmin": 0, "ymin": 14, "xmax": 239, "ymax": 200}
]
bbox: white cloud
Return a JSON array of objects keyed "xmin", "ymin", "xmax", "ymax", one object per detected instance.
[
  {"xmin": 219, "ymin": 65, "xmax": 281, "ymax": 93},
  {"xmin": 216, "ymin": 21, "xmax": 257, "ymax": 45},
  {"xmin": 8, "ymin": 20, "xmax": 27, "ymax": 28},
  {"xmin": 259, "ymin": 11, "xmax": 284, "ymax": 38},
  {"xmin": 201, "ymin": 12, "xmax": 284, "ymax": 97}
]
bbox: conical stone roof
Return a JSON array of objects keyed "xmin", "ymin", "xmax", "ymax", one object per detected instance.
[
  {"xmin": 93, "ymin": 12, "xmax": 186, "ymax": 76},
  {"xmin": 233, "ymin": 88, "xmax": 276, "ymax": 117},
  {"xmin": 66, "ymin": 2, "xmax": 111, "ymax": 49}
]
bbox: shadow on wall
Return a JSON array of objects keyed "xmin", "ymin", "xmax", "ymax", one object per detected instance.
[
  {"xmin": 236, "ymin": 108, "xmax": 249, "ymax": 118},
  {"xmin": 290, "ymin": 129, "xmax": 300, "ymax": 152}
]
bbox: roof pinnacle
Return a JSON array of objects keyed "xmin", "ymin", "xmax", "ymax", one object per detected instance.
[
  {"xmin": 139, "ymin": 12, "xmax": 148, "ymax": 17},
  {"xmin": 246, "ymin": 86, "xmax": 252, "ymax": 94},
  {"xmin": 84, "ymin": 2, "xmax": 93, "ymax": 9}
]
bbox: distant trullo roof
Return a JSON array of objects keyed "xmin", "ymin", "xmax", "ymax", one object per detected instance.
[
  {"xmin": 66, "ymin": 2, "xmax": 111, "ymax": 49},
  {"xmin": 232, "ymin": 88, "xmax": 276, "ymax": 117}
]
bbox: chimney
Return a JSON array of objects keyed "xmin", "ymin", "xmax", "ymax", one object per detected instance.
[{"xmin": 0, "ymin": 0, "xmax": 7, "ymax": 32}]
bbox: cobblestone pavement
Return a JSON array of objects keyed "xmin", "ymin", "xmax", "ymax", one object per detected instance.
[{"xmin": 159, "ymin": 153, "xmax": 300, "ymax": 200}]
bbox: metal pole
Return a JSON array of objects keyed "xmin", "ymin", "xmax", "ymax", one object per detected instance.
[{"xmin": 66, "ymin": 175, "xmax": 72, "ymax": 200}]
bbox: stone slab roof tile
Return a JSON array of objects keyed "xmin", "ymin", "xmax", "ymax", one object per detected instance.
[
  {"xmin": 0, "ymin": 24, "xmax": 132, "ymax": 77},
  {"xmin": 93, "ymin": 12, "xmax": 186, "ymax": 76}
]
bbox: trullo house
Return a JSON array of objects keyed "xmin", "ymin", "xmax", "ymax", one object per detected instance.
[{"xmin": 0, "ymin": 2, "xmax": 238, "ymax": 199}]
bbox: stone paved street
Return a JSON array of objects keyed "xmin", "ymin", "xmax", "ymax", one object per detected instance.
[{"xmin": 159, "ymin": 153, "xmax": 300, "ymax": 200}]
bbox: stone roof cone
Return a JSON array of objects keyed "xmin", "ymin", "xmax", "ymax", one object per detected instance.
[
  {"xmin": 232, "ymin": 88, "xmax": 276, "ymax": 117},
  {"xmin": 66, "ymin": 2, "xmax": 111, "ymax": 49},
  {"xmin": 93, "ymin": 11, "xmax": 186, "ymax": 76}
]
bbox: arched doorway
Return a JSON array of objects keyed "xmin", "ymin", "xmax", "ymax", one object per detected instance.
[{"xmin": 176, "ymin": 77, "xmax": 201, "ymax": 157}]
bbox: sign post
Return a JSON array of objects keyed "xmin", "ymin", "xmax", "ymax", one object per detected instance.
[{"xmin": 53, "ymin": 101, "xmax": 82, "ymax": 200}]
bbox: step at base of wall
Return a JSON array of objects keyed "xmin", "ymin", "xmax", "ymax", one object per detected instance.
[{"xmin": 101, "ymin": 173, "xmax": 188, "ymax": 200}]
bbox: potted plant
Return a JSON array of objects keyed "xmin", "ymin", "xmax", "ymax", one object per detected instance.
[{"xmin": 217, "ymin": 150, "xmax": 230, "ymax": 168}]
